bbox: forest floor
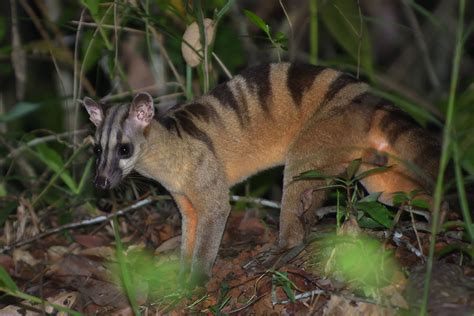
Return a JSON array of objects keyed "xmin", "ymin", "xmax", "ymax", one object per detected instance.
[{"xmin": 1, "ymin": 198, "xmax": 473, "ymax": 315}]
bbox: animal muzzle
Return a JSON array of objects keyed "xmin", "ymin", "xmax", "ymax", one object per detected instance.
[
  {"xmin": 94, "ymin": 170, "xmax": 122, "ymax": 190},
  {"xmin": 94, "ymin": 175, "xmax": 111, "ymax": 190}
]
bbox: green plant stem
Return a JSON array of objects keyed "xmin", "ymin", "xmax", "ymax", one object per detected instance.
[
  {"xmin": 420, "ymin": 0, "xmax": 465, "ymax": 315},
  {"xmin": 112, "ymin": 217, "xmax": 140, "ymax": 315},
  {"xmin": 186, "ymin": 64, "xmax": 193, "ymax": 101},
  {"xmin": 309, "ymin": 0, "xmax": 318, "ymax": 64}
]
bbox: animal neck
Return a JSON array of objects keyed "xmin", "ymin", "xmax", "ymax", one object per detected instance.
[{"xmin": 134, "ymin": 119, "xmax": 190, "ymax": 193}]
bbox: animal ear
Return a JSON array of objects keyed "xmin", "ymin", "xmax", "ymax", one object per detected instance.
[
  {"xmin": 83, "ymin": 97, "xmax": 104, "ymax": 127},
  {"xmin": 128, "ymin": 92, "xmax": 155, "ymax": 129}
]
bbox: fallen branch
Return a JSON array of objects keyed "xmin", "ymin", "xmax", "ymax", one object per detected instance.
[{"xmin": 0, "ymin": 195, "xmax": 281, "ymax": 253}]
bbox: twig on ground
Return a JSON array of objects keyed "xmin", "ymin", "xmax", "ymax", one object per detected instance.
[
  {"xmin": 392, "ymin": 230, "xmax": 426, "ymax": 260},
  {"xmin": 0, "ymin": 195, "xmax": 281, "ymax": 253},
  {"xmin": 230, "ymin": 195, "xmax": 280, "ymax": 209},
  {"xmin": 0, "ymin": 197, "xmax": 158, "ymax": 253},
  {"xmin": 277, "ymin": 288, "xmax": 325, "ymax": 305}
]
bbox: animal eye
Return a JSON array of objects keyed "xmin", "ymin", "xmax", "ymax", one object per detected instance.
[
  {"xmin": 93, "ymin": 144, "xmax": 102, "ymax": 157},
  {"xmin": 118, "ymin": 143, "xmax": 133, "ymax": 159}
]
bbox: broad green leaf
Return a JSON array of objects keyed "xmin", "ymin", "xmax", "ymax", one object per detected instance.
[
  {"xmin": 0, "ymin": 102, "xmax": 41, "ymax": 123},
  {"xmin": 319, "ymin": 0, "xmax": 373, "ymax": 78},
  {"xmin": 81, "ymin": 29, "xmax": 107, "ymax": 73},
  {"xmin": 244, "ymin": 10, "xmax": 270, "ymax": 35},
  {"xmin": 81, "ymin": 0, "xmax": 100, "ymax": 17},
  {"xmin": 358, "ymin": 192, "xmax": 382, "ymax": 203},
  {"xmin": 411, "ymin": 198, "xmax": 430, "ymax": 210},
  {"xmin": 34, "ymin": 144, "xmax": 78, "ymax": 194},
  {"xmin": 77, "ymin": 158, "xmax": 94, "ymax": 195},
  {"xmin": 355, "ymin": 166, "xmax": 390, "ymax": 181},
  {"xmin": 282, "ymin": 281, "xmax": 296, "ymax": 302},
  {"xmin": 392, "ymin": 192, "xmax": 409, "ymax": 206},
  {"xmin": 357, "ymin": 215, "xmax": 384, "ymax": 229},
  {"xmin": 294, "ymin": 170, "xmax": 333, "ymax": 181},
  {"xmin": 356, "ymin": 201, "xmax": 394, "ymax": 229},
  {"xmin": 346, "ymin": 158, "xmax": 361, "ymax": 179},
  {"xmin": 0, "ymin": 266, "xmax": 19, "ymax": 292}
]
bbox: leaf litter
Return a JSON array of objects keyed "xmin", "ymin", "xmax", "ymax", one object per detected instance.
[{"xmin": 0, "ymin": 198, "xmax": 473, "ymax": 315}]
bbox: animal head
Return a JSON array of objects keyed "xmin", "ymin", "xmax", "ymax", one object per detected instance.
[{"xmin": 82, "ymin": 92, "xmax": 155, "ymax": 189}]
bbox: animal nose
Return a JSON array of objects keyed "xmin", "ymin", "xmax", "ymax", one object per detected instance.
[{"xmin": 94, "ymin": 176, "xmax": 110, "ymax": 190}]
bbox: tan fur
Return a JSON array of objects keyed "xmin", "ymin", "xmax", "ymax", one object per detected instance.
[{"xmin": 84, "ymin": 63, "xmax": 440, "ymax": 285}]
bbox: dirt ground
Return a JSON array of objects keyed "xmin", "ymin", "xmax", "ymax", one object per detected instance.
[{"xmin": 1, "ymin": 198, "xmax": 473, "ymax": 315}]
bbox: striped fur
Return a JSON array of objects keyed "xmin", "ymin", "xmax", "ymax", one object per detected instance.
[{"xmin": 83, "ymin": 62, "xmax": 441, "ymax": 285}]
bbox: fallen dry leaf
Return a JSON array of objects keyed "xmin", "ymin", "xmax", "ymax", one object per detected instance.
[
  {"xmin": 155, "ymin": 235, "xmax": 181, "ymax": 254},
  {"xmin": 45, "ymin": 291, "xmax": 79, "ymax": 315},
  {"xmin": 73, "ymin": 234, "xmax": 110, "ymax": 248},
  {"xmin": 12, "ymin": 248, "xmax": 39, "ymax": 267},
  {"xmin": 47, "ymin": 245, "xmax": 70, "ymax": 262}
]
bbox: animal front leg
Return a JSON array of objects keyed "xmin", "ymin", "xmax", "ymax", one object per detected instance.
[
  {"xmin": 172, "ymin": 194, "xmax": 198, "ymax": 281},
  {"xmin": 188, "ymin": 197, "xmax": 231, "ymax": 286}
]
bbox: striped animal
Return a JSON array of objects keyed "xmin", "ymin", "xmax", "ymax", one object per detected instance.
[{"xmin": 83, "ymin": 63, "xmax": 440, "ymax": 285}]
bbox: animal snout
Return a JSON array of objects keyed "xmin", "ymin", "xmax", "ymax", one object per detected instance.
[{"xmin": 94, "ymin": 175, "xmax": 110, "ymax": 190}]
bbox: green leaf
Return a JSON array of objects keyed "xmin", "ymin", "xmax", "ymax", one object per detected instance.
[
  {"xmin": 81, "ymin": 0, "xmax": 100, "ymax": 17},
  {"xmin": 319, "ymin": 0, "xmax": 373, "ymax": 78},
  {"xmin": 357, "ymin": 215, "xmax": 385, "ymax": 229},
  {"xmin": 346, "ymin": 158, "xmax": 361, "ymax": 179},
  {"xmin": 34, "ymin": 144, "xmax": 78, "ymax": 194},
  {"xmin": 294, "ymin": 170, "xmax": 333, "ymax": 181},
  {"xmin": 411, "ymin": 198, "xmax": 430, "ymax": 210},
  {"xmin": 358, "ymin": 192, "xmax": 382, "ymax": 203},
  {"xmin": 77, "ymin": 158, "xmax": 94, "ymax": 195},
  {"xmin": 356, "ymin": 201, "xmax": 394, "ymax": 229},
  {"xmin": 392, "ymin": 192, "xmax": 409, "ymax": 206},
  {"xmin": 215, "ymin": 0, "xmax": 236, "ymax": 22},
  {"xmin": 282, "ymin": 281, "xmax": 295, "ymax": 302},
  {"xmin": 0, "ymin": 102, "xmax": 41, "ymax": 123},
  {"xmin": 355, "ymin": 166, "xmax": 390, "ymax": 181},
  {"xmin": 244, "ymin": 10, "xmax": 270, "ymax": 35},
  {"xmin": 0, "ymin": 266, "xmax": 19, "ymax": 292}
]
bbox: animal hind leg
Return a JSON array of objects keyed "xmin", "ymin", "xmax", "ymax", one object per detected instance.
[{"xmin": 279, "ymin": 149, "xmax": 358, "ymax": 249}]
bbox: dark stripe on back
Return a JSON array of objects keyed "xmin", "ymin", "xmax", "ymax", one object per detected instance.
[
  {"xmin": 185, "ymin": 102, "xmax": 219, "ymax": 124},
  {"xmin": 287, "ymin": 64, "xmax": 325, "ymax": 106},
  {"xmin": 323, "ymin": 73, "xmax": 359, "ymax": 105},
  {"xmin": 379, "ymin": 107, "xmax": 420, "ymax": 144},
  {"xmin": 209, "ymin": 83, "xmax": 243, "ymax": 125},
  {"xmin": 174, "ymin": 110, "xmax": 215, "ymax": 152},
  {"xmin": 351, "ymin": 92, "xmax": 390, "ymax": 107},
  {"xmin": 156, "ymin": 115, "xmax": 182, "ymax": 138},
  {"xmin": 239, "ymin": 64, "xmax": 272, "ymax": 112}
]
